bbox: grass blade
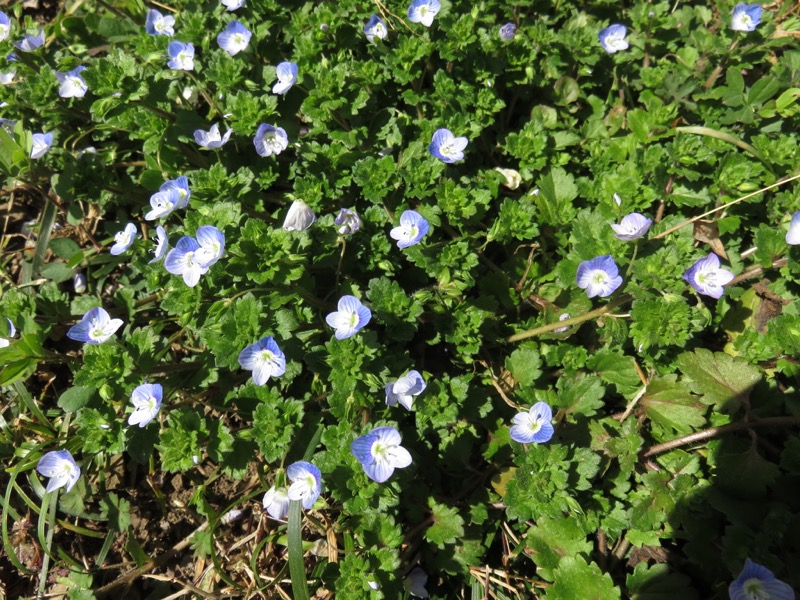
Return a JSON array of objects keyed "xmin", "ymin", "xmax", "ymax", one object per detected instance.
[{"xmin": 288, "ymin": 500, "xmax": 310, "ymax": 600}]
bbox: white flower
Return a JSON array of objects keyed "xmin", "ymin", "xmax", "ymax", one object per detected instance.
[
  {"xmin": 56, "ymin": 66, "xmax": 88, "ymax": 98},
  {"xmin": 786, "ymin": 211, "xmax": 800, "ymax": 245},
  {"xmin": 610, "ymin": 212, "xmax": 652, "ymax": 241},
  {"xmin": 385, "ymin": 370, "xmax": 426, "ymax": 410},
  {"xmin": 494, "ymin": 167, "xmax": 521, "ymax": 190},
  {"xmin": 110, "ymin": 222, "xmax": 138, "ymax": 255},
  {"xmin": 598, "ymin": 24, "xmax": 629, "ymax": 54},
  {"xmin": 66, "ymin": 307, "xmax": 124, "ymax": 345},
  {"xmin": 272, "ymin": 61, "xmax": 298, "ymax": 95},
  {"xmin": 282, "ymin": 200, "xmax": 316, "ymax": 231},
  {"xmin": 286, "ymin": 461, "xmax": 323, "ymax": 509},
  {"xmin": 30, "ymin": 132, "xmax": 53, "ymax": 159},
  {"xmin": 36, "ymin": 450, "xmax": 81, "ymax": 493},
  {"xmin": 128, "ymin": 383, "xmax": 163, "ymax": 428},
  {"xmin": 193, "ymin": 123, "xmax": 233, "ymax": 149},
  {"xmin": 263, "ymin": 486, "xmax": 291, "ymax": 520}
]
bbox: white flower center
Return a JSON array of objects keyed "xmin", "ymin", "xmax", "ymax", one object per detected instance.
[
  {"xmin": 372, "ymin": 441, "xmax": 390, "ymax": 463},
  {"xmin": 592, "ymin": 271, "xmax": 609, "ymax": 284},
  {"xmin": 743, "ymin": 579, "xmax": 768, "ymax": 600}
]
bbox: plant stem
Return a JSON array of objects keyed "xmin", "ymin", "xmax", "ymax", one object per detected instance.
[
  {"xmin": 507, "ymin": 294, "xmax": 633, "ymax": 343},
  {"xmin": 651, "ymin": 174, "xmax": 800, "ymax": 241},
  {"xmin": 643, "ymin": 416, "xmax": 800, "ymax": 457}
]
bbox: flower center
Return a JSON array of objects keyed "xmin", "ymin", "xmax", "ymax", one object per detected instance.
[
  {"xmin": 258, "ymin": 350, "xmax": 275, "ymax": 365},
  {"xmin": 372, "ymin": 441, "xmax": 389, "ymax": 463},
  {"xmin": 743, "ymin": 579, "xmax": 768, "ymax": 600},
  {"xmin": 592, "ymin": 271, "xmax": 608, "ymax": 284}
]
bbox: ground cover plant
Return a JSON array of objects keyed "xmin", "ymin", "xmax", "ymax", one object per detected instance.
[{"xmin": 1, "ymin": 0, "xmax": 800, "ymax": 597}]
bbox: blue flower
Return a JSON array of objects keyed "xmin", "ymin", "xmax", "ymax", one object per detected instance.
[
  {"xmin": 30, "ymin": 132, "xmax": 53, "ymax": 159},
  {"xmin": 351, "ymin": 427, "xmax": 412, "ymax": 483},
  {"xmin": 510, "ymin": 402, "xmax": 554, "ymax": 444},
  {"xmin": 364, "ymin": 15, "xmax": 388, "ymax": 43},
  {"xmin": 145, "ymin": 9, "xmax": 175, "ymax": 36},
  {"xmin": 407, "ymin": 0, "xmax": 441, "ymax": 27},
  {"xmin": 164, "ymin": 236, "xmax": 210, "ymax": 287},
  {"xmin": 0, "ymin": 70, "xmax": 15, "ymax": 85},
  {"xmin": 194, "ymin": 225, "xmax": 225, "ymax": 267},
  {"xmin": 326, "ymin": 295, "xmax": 371, "ymax": 340},
  {"xmin": 273, "ymin": 61, "xmax": 298, "ymax": 95},
  {"xmin": 576, "ymin": 255, "xmax": 624, "ymax": 298},
  {"xmin": 683, "ymin": 254, "xmax": 735, "ymax": 299},
  {"xmin": 263, "ymin": 486, "xmax": 290, "ymax": 520},
  {"xmin": 222, "ymin": 0, "xmax": 245, "ymax": 10},
  {"xmin": 428, "ymin": 128, "xmax": 468, "ymax": 163},
  {"xmin": 283, "ymin": 200, "xmax": 316, "ymax": 231},
  {"xmin": 731, "ymin": 3, "xmax": 762, "ymax": 32},
  {"xmin": 0, "ymin": 317, "xmax": 16, "ymax": 348},
  {"xmin": 729, "ymin": 559, "xmax": 794, "ymax": 600},
  {"xmin": 253, "ymin": 123, "xmax": 289, "ymax": 157},
  {"xmin": 67, "ymin": 307, "xmax": 123, "ymax": 345},
  {"xmin": 217, "ymin": 20, "xmax": 251, "ymax": 55},
  {"xmin": 167, "ymin": 41, "xmax": 194, "ymax": 70},
  {"xmin": 149, "ymin": 225, "xmax": 169, "ymax": 264},
  {"xmin": 611, "ymin": 212, "xmax": 652, "ymax": 241},
  {"xmin": 194, "ymin": 123, "xmax": 232, "ymax": 149},
  {"xmin": 286, "ymin": 461, "xmax": 322, "ymax": 509},
  {"xmin": 56, "ymin": 65, "xmax": 88, "ymax": 98},
  {"xmin": 405, "ymin": 567, "xmax": 429, "ymax": 598},
  {"xmin": 0, "ymin": 12, "xmax": 10, "ymax": 42},
  {"xmin": 160, "ymin": 176, "xmax": 191, "ymax": 209},
  {"xmin": 335, "ymin": 208, "xmax": 361, "ymax": 235},
  {"xmin": 498, "ymin": 22, "xmax": 516, "ymax": 41},
  {"xmin": 385, "ymin": 370, "xmax": 426, "ymax": 410},
  {"xmin": 14, "ymin": 29, "xmax": 45, "ymax": 52},
  {"xmin": 128, "ymin": 383, "xmax": 163, "ymax": 427},
  {"xmin": 598, "ymin": 24, "xmax": 629, "ymax": 53},
  {"xmin": 390, "ymin": 210, "xmax": 429, "ymax": 248},
  {"xmin": 110, "ymin": 222, "xmax": 138, "ymax": 255},
  {"xmin": 238, "ymin": 336, "xmax": 286, "ymax": 385},
  {"xmin": 145, "ymin": 188, "xmax": 180, "ymax": 221},
  {"xmin": 786, "ymin": 211, "xmax": 800, "ymax": 245},
  {"xmin": 36, "ymin": 450, "xmax": 80, "ymax": 493}
]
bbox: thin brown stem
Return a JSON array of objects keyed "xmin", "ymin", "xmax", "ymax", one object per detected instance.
[
  {"xmin": 651, "ymin": 174, "xmax": 800, "ymax": 241},
  {"xmin": 507, "ymin": 294, "xmax": 633, "ymax": 343},
  {"xmin": 643, "ymin": 416, "xmax": 800, "ymax": 457},
  {"xmin": 729, "ymin": 257, "xmax": 788, "ymax": 286}
]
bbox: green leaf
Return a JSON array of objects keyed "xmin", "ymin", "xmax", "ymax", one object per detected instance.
[
  {"xmin": 640, "ymin": 375, "xmax": 707, "ymax": 436},
  {"xmin": 586, "ymin": 349, "xmax": 641, "ymax": 397},
  {"xmin": 288, "ymin": 500, "xmax": 310, "ymax": 600},
  {"xmin": 505, "ymin": 346, "xmax": 543, "ymax": 387},
  {"xmin": 675, "ymin": 349, "xmax": 761, "ymax": 412},
  {"xmin": 535, "ymin": 167, "xmax": 579, "ymax": 226},
  {"xmin": 58, "ymin": 386, "xmax": 97, "ymax": 412},
  {"xmin": 100, "ymin": 493, "xmax": 132, "ymax": 532},
  {"xmin": 425, "ymin": 499, "xmax": 465, "ymax": 548},
  {"xmin": 544, "ymin": 556, "xmax": 620, "ymax": 600},
  {"xmin": 525, "ymin": 516, "xmax": 593, "ymax": 581},
  {"xmin": 627, "ymin": 563, "xmax": 699, "ymax": 600}
]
